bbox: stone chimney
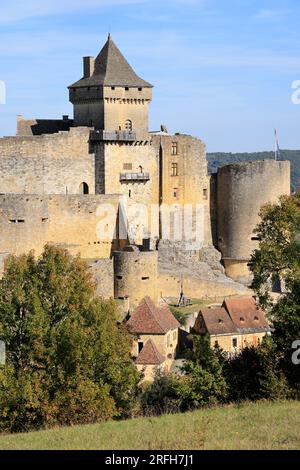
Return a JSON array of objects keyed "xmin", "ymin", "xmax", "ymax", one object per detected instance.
[{"xmin": 83, "ymin": 56, "xmax": 95, "ymax": 78}]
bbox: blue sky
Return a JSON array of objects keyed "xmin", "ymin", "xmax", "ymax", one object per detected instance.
[{"xmin": 0, "ymin": 0, "xmax": 300, "ymax": 152}]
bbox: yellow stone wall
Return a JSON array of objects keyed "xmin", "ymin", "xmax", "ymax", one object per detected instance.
[
  {"xmin": 103, "ymin": 87, "xmax": 152, "ymax": 141},
  {"xmin": 132, "ymin": 328, "xmax": 178, "ymax": 360},
  {"xmin": 210, "ymin": 332, "xmax": 268, "ymax": 353},
  {"xmin": 0, "ymin": 194, "xmax": 120, "ymax": 259}
]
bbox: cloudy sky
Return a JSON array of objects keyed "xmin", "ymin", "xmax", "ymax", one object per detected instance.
[{"xmin": 0, "ymin": 0, "xmax": 299, "ymax": 152}]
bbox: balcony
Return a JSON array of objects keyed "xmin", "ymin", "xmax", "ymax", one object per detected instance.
[
  {"xmin": 120, "ymin": 172, "xmax": 150, "ymax": 182},
  {"xmin": 91, "ymin": 130, "xmax": 136, "ymax": 142}
]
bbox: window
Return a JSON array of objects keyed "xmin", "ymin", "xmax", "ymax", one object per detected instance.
[
  {"xmin": 240, "ymin": 317, "xmax": 245, "ymax": 322},
  {"xmin": 125, "ymin": 119, "xmax": 132, "ymax": 131},
  {"xmin": 214, "ymin": 340, "xmax": 219, "ymax": 349},
  {"xmin": 232, "ymin": 338, "xmax": 238, "ymax": 348},
  {"xmin": 138, "ymin": 165, "xmax": 143, "ymax": 173},
  {"xmin": 111, "ymin": 86, "xmax": 115, "ymax": 90},
  {"xmin": 141, "ymin": 277, "xmax": 149, "ymax": 281},
  {"xmin": 79, "ymin": 182, "xmax": 89, "ymax": 195},
  {"xmin": 173, "ymin": 188, "xmax": 178, "ymax": 199},
  {"xmin": 171, "ymin": 142, "xmax": 178, "ymax": 155},
  {"xmin": 129, "ymin": 190, "xmax": 132, "ymax": 198},
  {"xmin": 138, "ymin": 342, "xmax": 144, "ymax": 353},
  {"xmin": 125, "ymin": 87, "xmax": 129, "ymax": 91},
  {"xmin": 254, "ymin": 316, "xmax": 259, "ymax": 321},
  {"xmin": 171, "ymin": 162, "xmax": 178, "ymax": 176},
  {"xmin": 116, "ymin": 276, "xmax": 123, "ymax": 280},
  {"xmin": 138, "ymin": 87, "xmax": 142, "ymax": 91},
  {"xmin": 203, "ymin": 188, "xmax": 208, "ymax": 200},
  {"xmin": 123, "ymin": 163, "xmax": 133, "ymax": 170},
  {"xmin": 173, "ymin": 330, "xmax": 177, "ymax": 340}
]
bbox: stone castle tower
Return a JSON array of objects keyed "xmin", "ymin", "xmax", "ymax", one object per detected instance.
[{"xmin": 69, "ymin": 34, "xmax": 152, "ymax": 140}]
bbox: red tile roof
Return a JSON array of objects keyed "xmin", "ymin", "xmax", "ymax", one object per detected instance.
[
  {"xmin": 127, "ymin": 297, "xmax": 180, "ymax": 335},
  {"xmin": 194, "ymin": 297, "xmax": 271, "ymax": 336},
  {"xmin": 195, "ymin": 307, "xmax": 237, "ymax": 335},
  {"xmin": 135, "ymin": 339, "xmax": 165, "ymax": 365},
  {"xmin": 223, "ymin": 297, "xmax": 270, "ymax": 332}
]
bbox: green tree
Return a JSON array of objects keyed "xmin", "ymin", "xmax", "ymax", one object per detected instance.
[
  {"xmin": 223, "ymin": 338, "xmax": 288, "ymax": 402},
  {"xmin": 250, "ymin": 193, "xmax": 300, "ymax": 308},
  {"xmin": 0, "ymin": 246, "xmax": 139, "ymax": 433},
  {"xmin": 182, "ymin": 335, "xmax": 228, "ymax": 407},
  {"xmin": 250, "ymin": 193, "xmax": 300, "ymax": 394}
]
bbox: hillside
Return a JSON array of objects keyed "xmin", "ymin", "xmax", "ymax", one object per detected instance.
[
  {"xmin": 207, "ymin": 150, "xmax": 300, "ymax": 191},
  {"xmin": 0, "ymin": 400, "xmax": 300, "ymax": 450}
]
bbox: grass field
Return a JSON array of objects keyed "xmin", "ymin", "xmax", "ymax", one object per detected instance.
[{"xmin": 0, "ymin": 401, "xmax": 300, "ymax": 450}]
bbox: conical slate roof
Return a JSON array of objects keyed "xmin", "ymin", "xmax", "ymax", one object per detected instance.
[{"xmin": 69, "ymin": 34, "xmax": 152, "ymax": 89}]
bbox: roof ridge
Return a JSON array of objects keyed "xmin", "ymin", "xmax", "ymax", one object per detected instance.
[
  {"xmin": 147, "ymin": 338, "xmax": 163, "ymax": 361},
  {"xmin": 144, "ymin": 297, "xmax": 166, "ymax": 333}
]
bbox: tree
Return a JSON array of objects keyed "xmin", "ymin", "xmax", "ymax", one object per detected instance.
[
  {"xmin": 181, "ymin": 335, "xmax": 228, "ymax": 407},
  {"xmin": 223, "ymin": 338, "xmax": 288, "ymax": 402},
  {"xmin": 250, "ymin": 193, "xmax": 300, "ymax": 394},
  {"xmin": 0, "ymin": 246, "xmax": 139, "ymax": 433},
  {"xmin": 250, "ymin": 193, "xmax": 300, "ymax": 308}
]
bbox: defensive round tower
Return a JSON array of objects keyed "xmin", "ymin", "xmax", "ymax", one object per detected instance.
[
  {"xmin": 113, "ymin": 246, "xmax": 158, "ymax": 306},
  {"xmin": 217, "ymin": 160, "xmax": 290, "ymax": 283}
]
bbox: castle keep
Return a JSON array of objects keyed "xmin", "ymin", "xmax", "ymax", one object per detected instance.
[{"xmin": 0, "ymin": 35, "xmax": 291, "ymax": 304}]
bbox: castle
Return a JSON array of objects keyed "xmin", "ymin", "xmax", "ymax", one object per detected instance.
[{"xmin": 0, "ymin": 35, "xmax": 291, "ymax": 307}]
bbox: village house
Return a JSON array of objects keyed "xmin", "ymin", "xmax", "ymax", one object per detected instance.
[
  {"xmin": 193, "ymin": 296, "xmax": 272, "ymax": 354},
  {"xmin": 126, "ymin": 296, "xmax": 180, "ymax": 381}
]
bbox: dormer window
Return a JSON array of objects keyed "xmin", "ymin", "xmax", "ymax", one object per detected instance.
[
  {"xmin": 254, "ymin": 316, "xmax": 259, "ymax": 321},
  {"xmin": 240, "ymin": 317, "xmax": 245, "ymax": 322},
  {"xmin": 218, "ymin": 319, "xmax": 224, "ymax": 324}
]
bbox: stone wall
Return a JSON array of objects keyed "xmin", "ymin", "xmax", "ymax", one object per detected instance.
[
  {"xmin": 17, "ymin": 115, "xmax": 74, "ymax": 136},
  {"xmin": 88, "ymin": 258, "xmax": 114, "ymax": 298},
  {"xmin": 151, "ymin": 134, "xmax": 212, "ymax": 247},
  {"xmin": 0, "ymin": 127, "xmax": 95, "ymax": 195},
  {"xmin": 0, "ymin": 194, "xmax": 120, "ymax": 259}
]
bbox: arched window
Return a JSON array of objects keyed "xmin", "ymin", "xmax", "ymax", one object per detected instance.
[
  {"xmin": 125, "ymin": 119, "xmax": 132, "ymax": 131},
  {"xmin": 79, "ymin": 182, "xmax": 89, "ymax": 195},
  {"xmin": 138, "ymin": 165, "xmax": 143, "ymax": 174}
]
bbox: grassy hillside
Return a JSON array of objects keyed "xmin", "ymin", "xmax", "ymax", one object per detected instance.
[
  {"xmin": 0, "ymin": 401, "xmax": 300, "ymax": 450},
  {"xmin": 207, "ymin": 150, "xmax": 300, "ymax": 191}
]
